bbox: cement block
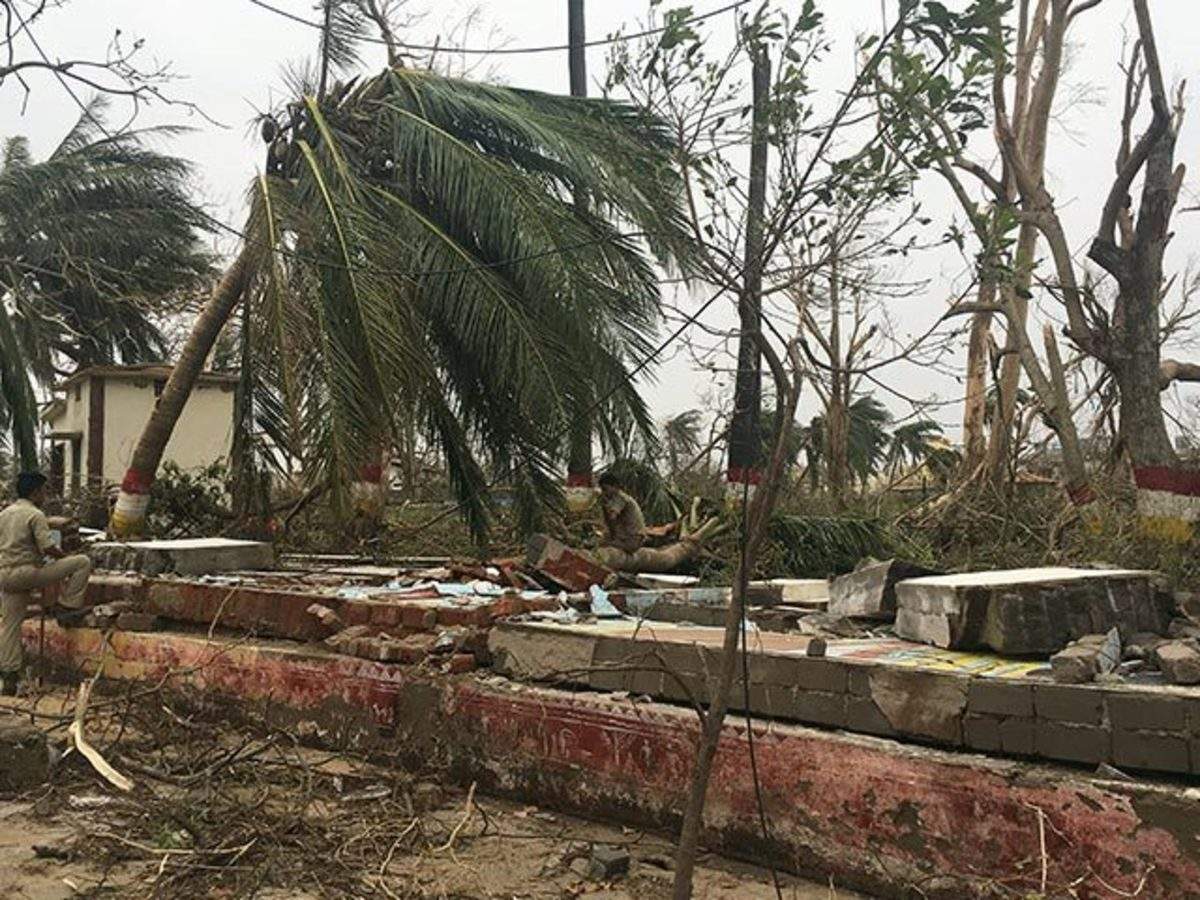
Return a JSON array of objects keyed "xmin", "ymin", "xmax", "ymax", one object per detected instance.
[
  {"xmin": 1035, "ymin": 721, "xmax": 1110, "ymax": 764},
  {"xmin": 1034, "ymin": 684, "xmax": 1103, "ymax": 725},
  {"xmin": 844, "ymin": 695, "xmax": 895, "ymax": 737},
  {"xmin": 967, "ymin": 679, "xmax": 1034, "ymax": 718},
  {"xmin": 867, "ymin": 668, "xmax": 967, "ymax": 744},
  {"xmin": 91, "ymin": 538, "xmax": 274, "ymax": 576},
  {"xmin": 829, "ymin": 559, "xmax": 941, "ymax": 621},
  {"xmin": 895, "ymin": 568, "xmax": 1163, "ymax": 653},
  {"xmin": 1105, "ymin": 692, "xmax": 1187, "ymax": 732},
  {"xmin": 1155, "ymin": 640, "xmax": 1200, "ymax": 684},
  {"xmin": 487, "ymin": 624, "xmax": 597, "ymax": 683},
  {"xmin": 1113, "ymin": 730, "xmax": 1190, "ymax": 773},
  {"xmin": 747, "ymin": 579, "xmax": 829, "ymax": 607}
]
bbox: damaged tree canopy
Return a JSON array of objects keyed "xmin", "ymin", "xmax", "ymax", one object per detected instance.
[{"xmin": 112, "ymin": 66, "xmax": 699, "ymax": 539}]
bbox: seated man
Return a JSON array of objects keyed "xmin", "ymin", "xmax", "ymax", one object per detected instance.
[
  {"xmin": 598, "ymin": 471, "xmax": 646, "ymax": 554},
  {"xmin": 0, "ymin": 471, "xmax": 93, "ymax": 696}
]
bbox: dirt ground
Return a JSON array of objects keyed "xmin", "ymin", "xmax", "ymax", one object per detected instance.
[{"xmin": 1, "ymin": 689, "xmax": 869, "ymax": 899}]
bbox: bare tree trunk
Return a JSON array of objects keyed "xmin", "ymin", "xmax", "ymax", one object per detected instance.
[
  {"xmin": 961, "ymin": 282, "xmax": 995, "ymax": 475},
  {"xmin": 984, "ymin": 220, "xmax": 1037, "ymax": 485},
  {"xmin": 109, "ymin": 245, "xmax": 255, "ymax": 538},
  {"xmin": 673, "ymin": 42, "xmax": 772, "ymax": 900}
]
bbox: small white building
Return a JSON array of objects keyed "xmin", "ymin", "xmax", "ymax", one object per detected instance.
[{"xmin": 41, "ymin": 364, "xmax": 238, "ymax": 496}]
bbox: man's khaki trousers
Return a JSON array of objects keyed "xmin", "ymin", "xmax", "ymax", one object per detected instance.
[{"xmin": 0, "ymin": 555, "xmax": 92, "ymax": 674}]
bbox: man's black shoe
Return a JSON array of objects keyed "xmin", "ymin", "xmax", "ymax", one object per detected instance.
[{"xmin": 0, "ymin": 671, "xmax": 18, "ymax": 696}]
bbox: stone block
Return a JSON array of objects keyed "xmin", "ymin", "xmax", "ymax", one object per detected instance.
[
  {"xmin": 1050, "ymin": 631, "xmax": 1120, "ymax": 684},
  {"xmin": 829, "ymin": 559, "xmax": 941, "ymax": 621},
  {"xmin": 895, "ymin": 568, "xmax": 1162, "ymax": 654},
  {"xmin": 844, "ymin": 695, "xmax": 895, "ymax": 737},
  {"xmin": 487, "ymin": 623, "xmax": 598, "ymax": 683},
  {"xmin": 774, "ymin": 687, "xmax": 846, "ymax": 728},
  {"xmin": 1113, "ymin": 730, "xmax": 1190, "ymax": 774},
  {"xmin": 1034, "ymin": 684, "xmax": 1103, "ymax": 725},
  {"xmin": 964, "ymin": 713, "xmax": 1001, "ymax": 752},
  {"xmin": 1154, "ymin": 640, "xmax": 1200, "ymax": 684},
  {"xmin": 967, "ymin": 679, "xmax": 1034, "ymax": 718},
  {"xmin": 1035, "ymin": 721, "xmax": 1110, "ymax": 764},
  {"xmin": 867, "ymin": 668, "xmax": 967, "ymax": 744},
  {"xmin": 747, "ymin": 579, "xmax": 829, "ymax": 607},
  {"xmin": 90, "ymin": 538, "xmax": 274, "ymax": 576},
  {"xmin": 1105, "ymin": 692, "xmax": 1187, "ymax": 732},
  {"xmin": 998, "ymin": 717, "xmax": 1036, "ymax": 755},
  {"xmin": 0, "ymin": 723, "xmax": 49, "ymax": 791}
]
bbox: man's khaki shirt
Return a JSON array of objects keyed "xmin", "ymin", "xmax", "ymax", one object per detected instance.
[
  {"xmin": 601, "ymin": 489, "xmax": 646, "ymax": 553},
  {"xmin": 0, "ymin": 499, "xmax": 54, "ymax": 569}
]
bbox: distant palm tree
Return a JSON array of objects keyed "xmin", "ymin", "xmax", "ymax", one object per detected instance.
[
  {"xmin": 663, "ymin": 409, "xmax": 704, "ymax": 475},
  {"xmin": 0, "ymin": 98, "xmax": 211, "ymax": 468},
  {"xmin": 886, "ymin": 419, "xmax": 944, "ymax": 477},
  {"xmin": 113, "ymin": 66, "xmax": 696, "ymax": 538},
  {"xmin": 802, "ymin": 394, "xmax": 893, "ymax": 490}
]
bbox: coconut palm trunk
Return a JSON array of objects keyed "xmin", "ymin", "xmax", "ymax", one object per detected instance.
[
  {"xmin": 0, "ymin": 301, "xmax": 39, "ymax": 470},
  {"xmin": 109, "ymin": 245, "xmax": 255, "ymax": 537}
]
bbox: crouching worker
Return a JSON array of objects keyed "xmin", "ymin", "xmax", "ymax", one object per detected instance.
[{"xmin": 0, "ymin": 471, "xmax": 93, "ymax": 696}]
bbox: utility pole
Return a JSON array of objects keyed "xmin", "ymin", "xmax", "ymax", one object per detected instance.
[
  {"xmin": 565, "ymin": 0, "xmax": 594, "ymax": 490},
  {"xmin": 318, "ymin": 0, "xmax": 333, "ymax": 99},
  {"xmin": 725, "ymin": 44, "xmax": 770, "ymax": 492},
  {"xmin": 672, "ymin": 41, "xmax": 772, "ymax": 900}
]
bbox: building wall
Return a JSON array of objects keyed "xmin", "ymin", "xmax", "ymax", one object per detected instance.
[
  {"xmin": 102, "ymin": 379, "xmax": 234, "ymax": 485},
  {"xmin": 56, "ymin": 379, "xmax": 90, "ymax": 492}
]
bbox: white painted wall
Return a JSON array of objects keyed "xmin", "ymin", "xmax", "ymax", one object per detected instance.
[{"xmin": 103, "ymin": 379, "xmax": 234, "ymax": 484}]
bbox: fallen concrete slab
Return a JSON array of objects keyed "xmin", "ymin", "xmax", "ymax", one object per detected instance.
[
  {"xmin": 894, "ymin": 567, "xmax": 1170, "ymax": 654},
  {"xmin": 829, "ymin": 559, "xmax": 941, "ymax": 620},
  {"xmin": 90, "ymin": 538, "xmax": 275, "ymax": 576},
  {"xmin": 22, "ymin": 621, "xmax": 1200, "ymax": 899}
]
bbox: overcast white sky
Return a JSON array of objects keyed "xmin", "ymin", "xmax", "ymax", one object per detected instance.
[{"xmin": 5, "ymin": 0, "xmax": 1200, "ymax": 439}]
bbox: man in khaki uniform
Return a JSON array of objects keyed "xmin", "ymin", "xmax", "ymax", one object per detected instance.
[
  {"xmin": 0, "ymin": 471, "xmax": 92, "ymax": 695},
  {"xmin": 598, "ymin": 471, "xmax": 646, "ymax": 554}
]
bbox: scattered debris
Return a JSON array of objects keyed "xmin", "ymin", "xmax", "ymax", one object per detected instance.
[{"xmin": 1050, "ymin": 629, "xmax": 1121, "ymax": 684}]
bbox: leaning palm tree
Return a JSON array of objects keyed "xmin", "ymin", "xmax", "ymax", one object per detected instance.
[
  {"xmin": 0, "ymin": 99, "xmax": 212, "ymax": 468},
  {"xmin": 886, "ymin": 419, "xmax": 945, "ymax": 478},
  {"xmin": 111, "ymin": 66, "xmax": 696, "ymax": 538}
]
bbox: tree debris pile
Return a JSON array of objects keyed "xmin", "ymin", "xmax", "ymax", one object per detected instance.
[{"xmin": 0, "ymin": 688, "xmax": 815, "ymax": 899}]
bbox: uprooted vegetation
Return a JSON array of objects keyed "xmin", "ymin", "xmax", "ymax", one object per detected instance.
[{"xmin": 0, "ymin": 686, "xmax": 831, "ymax": 899}]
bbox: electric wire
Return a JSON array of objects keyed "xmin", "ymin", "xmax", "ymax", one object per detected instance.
[{"xmin": 244, "ymin": 0, "xmax": 749, "ymax": 55}]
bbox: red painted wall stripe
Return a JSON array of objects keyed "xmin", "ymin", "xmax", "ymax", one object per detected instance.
[{"xmin": 1133, "ymin": 466, "xmax": 1200, "ymax": 496}]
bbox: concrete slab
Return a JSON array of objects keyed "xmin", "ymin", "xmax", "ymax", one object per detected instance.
[
  {"xmin": 748, "ymin": 578, "xmax": 829, "ymax": 605},
  {"xmin": 829, "ymin": 559, "xmax": 941, "ymax": 620},
  {"xmin": 91, "ymin": 538, "xmax": 275, "ymax": 576},
  {"xmin": 895, "ymin": 567, "xmax": 1169, "ymax": 654}
]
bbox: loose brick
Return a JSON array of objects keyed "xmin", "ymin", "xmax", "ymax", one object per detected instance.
[
  {"xmin": 446, "ymin": 653, "xmax": 476, "ymax": 674},
  {"xmin": 437, "ymin": 606, "xmax": 490, "ymax": 628},
  {"xmin": 844, "ymin": 695, "xmax": 895, "ymax": 737},
  {"xmin": 964, "ymin": 714, "xmax": 1001, "ymax": 752},
  {"xmin": 1113, "ymin": 730, "xmax": 1190, "ymax": 773},
  {"xmin": 968, "ymin": 679, "xmax": 1034, "ymax": 717},
  {"xmin": 1105, "ymin": 692, "xmax": 1187, "ymax": 732},
  {"xmin": 1035, "ymin": 721, "xmax": 1110, "ymax": 764},
  {"xmin": 1034, "ymin": 684, "xmax": 1103, "ymax": 725}
]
